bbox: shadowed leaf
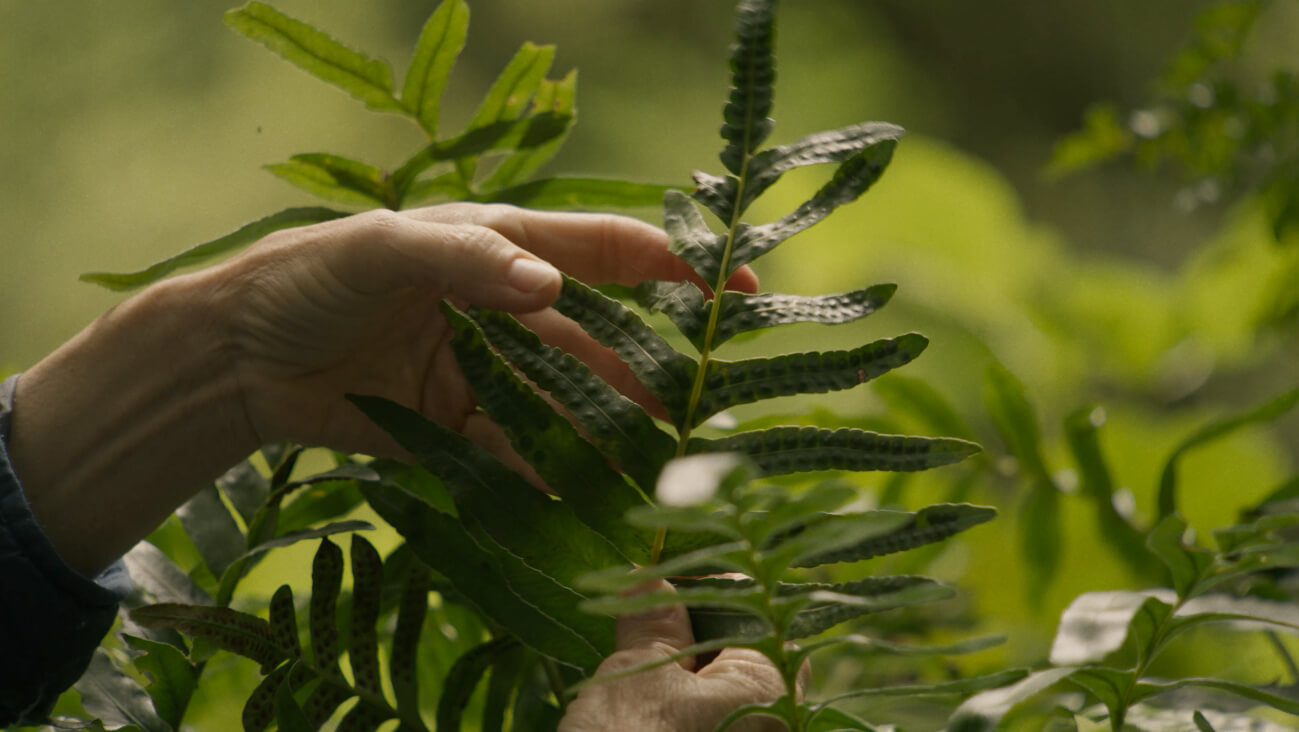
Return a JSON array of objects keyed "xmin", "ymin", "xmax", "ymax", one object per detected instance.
[
  {"xmin": 553, "ymin": 276, "xmax": 697, "ymax": 423},
  {"xmin": 785, "ymin": 503, "xmax": 996, "ymax": 567},
  {"xmin": 729, "ymin": 141, "xmax": 897, "ymax": 272},
  {"xmin": 348, "ymin": 536, "xmax": 384, "ymax": 697},
  {"xmin": 719, "ymin": 0, "xmax": 776, "ymax": 173},
  {"xmin": 121, "ymin": 635, "xmax": 197, "ymax": 730},
  {"xmin": 309, "ymin": 538, "xmax": 344, "ymax": 674},
  {"xmin": 469, "ymin": 307, "xmax": 674, "ymax": 492},
  {"xmin": 242, "ymin": 662, "xmax": 291, "ymax": 732},
  {"xmin": 131, "ymin": 604, "xmax": 286, "ymax": 672},
  {"xmin": 75, "ymin": 649, "xmax": 171, "ymax": 732},
  {"xmin": 390, "ymin": 562, "xmax": 430, "ymax": 721},
  {"xmin": 268, "ymin": 585, "xmax": 302, "ymax": 660},
  {"xmin": 689, "ymin": 426, "xmax": 980, "ymax": 476},
  {"xmin": 691, "ymin": 334, "xmax": 929, "ymax": 427},
  {"xmin": 438, "ymin": 637, "xmax": 520, "ymax": 732},
  {"xmin": 664, "ymin": 189, "xmax": 728, "ymax": 285}
]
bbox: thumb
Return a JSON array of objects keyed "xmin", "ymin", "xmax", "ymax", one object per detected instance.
[
  {"xmin": 616, "ymin": 579, "xmax": 697, "ymax": 671},
  {"xmin": 340, "ymin": 212, "xmax": 563, "ymax": 311}
]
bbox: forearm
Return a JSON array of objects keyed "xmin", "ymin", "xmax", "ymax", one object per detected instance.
[{"xmin": 7, "ymin": 271, "xmax": 258, "ymax": 577}]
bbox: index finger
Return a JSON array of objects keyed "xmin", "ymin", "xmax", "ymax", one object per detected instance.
[{"xmin": 403, "ymin": 203, "xmax": 759, "ymax": 294}]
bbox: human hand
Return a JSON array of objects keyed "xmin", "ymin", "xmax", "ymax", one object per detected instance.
[
  {"xmin": 9, "ymin": 203, "xmax": 755, "ymax": 575},
  {"xmin": 559, "ymin": 580, "xmax": 804, "ymax": 732},
  {"xmin": 207, "ymin": 204, "xmax": 757, "ymax": 457}
]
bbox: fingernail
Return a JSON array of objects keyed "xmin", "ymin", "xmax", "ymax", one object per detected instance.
[{"xmin": 506, "ymin": 258, "xmax": 560, "ymax": 294}]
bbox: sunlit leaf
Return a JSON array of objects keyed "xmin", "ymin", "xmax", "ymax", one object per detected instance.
[
  {"xmin": 688, "ymin": 426, "xmax": 980, "ymax": 476},
  {"xmin": 401, "ymin": 0, "xmax": 469, "ymax": 136},
  {"xmin": 947, "ymin": 667, "xmax": 1075, "ymax": 731},
  {"xmin": 120, "ymin": 635, "xmax": 197, "ymax": 731},
  {"xmin": 1048, "ymin": 591, "xmax": 1174, "ymax": 666},
  {"xmin": 718, "ymin": 0, "xmax": 776, "ymax": 174},
  {"xmin": 690, "ymin": 334, "xmax": 928, "ymax": 427},
  {"xmin": 457, "ymin": 41, "xmax": 555, "ymax": 181},
  {"xmin": 1157, "ymin": 386, "xmax": 1299, "ymax": 519},
  {"xmin": 482, "ymin": 70, "xmax": 578, "ymax": 190},
  {"xmin": 552, "ymin": 275, "xmax": 697, "ymax": 422},
  {"xmin": 81, "ymin": 207, "xmax": 347, "ymax": 291},
  {"xmin": 74, "ymin": 649, "xmax": 170, "ymax": 732},
  {"xmin": 392, "ymin": 111, "xmax": 573, "ymax": 192},
  {"xmin": 225, "ymin": 2, "xmax": 402, "ymax": 113}
]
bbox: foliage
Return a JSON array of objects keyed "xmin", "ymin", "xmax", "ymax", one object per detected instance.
[
  {"xmin": 31, "ymin": 1, "xmax": 1299, "ymax": 732},
  {"xmin": 1050, "ymin": 0, "xmax": 1299, "ymax": 246}
]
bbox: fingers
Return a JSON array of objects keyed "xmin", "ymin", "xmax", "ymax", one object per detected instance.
[
  {"xmin": 321, "ymin": 210, "xmax": 564, "ymax": 313},
  {"xmin": 403, "ymin": 203, "xmax": 761, "ymax": 294},
  {"xmin": 615, "ymin": 579, "xmax": 697, "ymax": 671}
]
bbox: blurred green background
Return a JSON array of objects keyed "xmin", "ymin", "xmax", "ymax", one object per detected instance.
[{"xmin": 4, "ymin": 0, "xmax": 1298, "ymax": 727}]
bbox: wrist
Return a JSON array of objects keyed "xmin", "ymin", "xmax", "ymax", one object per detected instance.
[{"xmin": 8, "ymin": 273, "xmax": 258, "ymax": 575}]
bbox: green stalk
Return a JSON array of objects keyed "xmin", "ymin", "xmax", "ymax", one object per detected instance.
[{"xmin": 651, "ymin": 161, "xmax": 752, "ymax": 566}]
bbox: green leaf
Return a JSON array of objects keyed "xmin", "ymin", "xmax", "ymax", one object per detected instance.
[
  {"xmin": 74, "ymin": 649, "xmax": 171, "ymax": 732},
  {"xmin": 983, "ymin": 364, "xmax": 1050, "ymax": 479},
  {"xmin": 448, "ymin": 306, "xmax": 653, "ymax": 556},
  {"xmin": 576, "ymin": 541, "xmax": 751, "ymax": 594},
  {"xmin": 348, "ymin": 535, "xmax": 384, "ymax": 697},
  {"xmin": 215, "ymin": 459, "xmax": 270, "ymax": 528},
  {"xmin": 872, "ymin": 374, "xmax": 974, "ymax": 441},
  {"xmin": 946, "ymin": 667, "xmax": 1076, "ymax": 731},
  {"xmin": 482, "ymin": 644, "xmax": 524, "ymax": 732},
  {"xmin": 552, "ymin": 275, "xmax": 698, "ymax": 423},
  {"xmin": 309, "ymin": 538, "xmax": 344, "ymax": 674},
  {"xmin": 120, "ymin": 636, "xmax": 197, "ymax": 731},
  {"xmin": 469, "ymin": 307, "xmax": 675, "ymax": 492},
  {"xmin": 336, "ymin": 699, "xmax": 390, "ymax": 731},
  {"xmin": 1147, "ymin": 515, "xmax": 1214, "ymax": 598},
  {"xmin": 437, "ymin": 637, "xmax": 521, "ymax": 732},
  {"xmin": 130, "ymin": 604, "xmax": 287, "ymax": 672},
  {"xmin": 348, "ymin": 394, "xmax": 627, "ymax": 584},
  {"xmin": 393, "ymin": 111, "xmax": 574, "ymax": 192},
  {"xmin": 363, "ymin": 482, "xmax": 608, "ymax": 670},
  {"xmin": 482, "ymin": 177, "xmax": 678, "ymax": 209},
  {"xmin": 175, "ymin": 484, "xmax": 244, "ymax": 578},
  {"xmin": 688, "ymin": 426, "xmax": 980, "ymax": 476},
  {"xmin": 390, "ymin": 561, "xmax": 429, "ymax": 722},
  {"xmin": 729, "ymin": 140, "xmax": 897, "ymax": 272},
  {"xmin": 402, "ymin": 171, "xmax": 470, "ymax": 207},
  {"xmin": 781, "ymin": 503, "xmax": 996, "ymax": 567},
  {"xmin": 80, "ymin": 207, "xmax": 348, "ymax": 291},
  {"xmin": 1048, "ymin": 591, "xmax": 1174, "ymax": 666},
  {"xmin": 1157, "ymin": 386, "xmax": 1299, "ymax": 519},
  {"xmin": 825, "ymin": 668, "xmax": 1032, "ymax": 708},
  {"xmin": 216, "ymin": 520, "xmax": 374, "ymax": 606},
  {"xmin": 302, "ymin": 682, "xmax": 350, "ymax": 730},
  {"xmin": 458, "ymin": 41, "xmax": 556, "ymax": 181},
  {"xmin": 714, "ymin": 285, "xmax": 897, "ymax": 349},
  {"xmin": 690, "ymin": 334, "xmax": 928, "ymax": 427},
  {"xmin": 224, "ymin": 2, "xmax": 402, "ymax": 113},
  {"xmin": 1064, "ymin": 406, "xmax": 1151, "ymax": 577},
  {"xmin": 1194, "ymin": 710, "xmax": 1217, "ymax": 732},
  {"xmin": 663, "ymin": 189, "xmax": 727, "ymax": 285},
  {"xmin": 718, "ymin": 0, "xmax": 776, "ymax": 174},
  {"xmin": 401, "ymin": 0, "xmax": 469, "ymax": 136},
  {"xmin": 1021, "ymin": 481, "xmax": 1063, "ymax": 604},
  {"xmin": 274, "ymin": 679, "xmax": 312, "ymax": 732},
  {"xmin": 121, "ymin": 542, "xmax": 212, "ymax": 606},
  {"xmin": 1069, "ymin": 666, "xmax": 1136, "ymax": 722},
  {"xmin": 1130, "ymin": 677, "xmax": 1299, "ymax": 716},
  {"xmin": 807, "ymin": 706, "xmax": 880, "ymax": 732},
  {"xmin": 264, "ymin": 153, "xmax": 389, "ymax": 208},
  {"xmin": 242, "ymin": 662, "xmax": 291, "ymax": 732},
  {"xmin": 681, "ymin": 575, "xmax": 953, "ymax": 642},
  {"xmin": 268, "ymin": 585, "xmax": 302, "ymax": 660},
  {"xmin": 481, "ymin": 70, "xmax": 578, "ymax": 190}
]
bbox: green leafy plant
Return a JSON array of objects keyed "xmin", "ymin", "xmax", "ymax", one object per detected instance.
[
  {"xmin": 949, "ymin": 510, "xmax": 1299, "ymax": 731},
  {"xmin": 80, "ymin": 0, "xmax": 671, "ymax": 293}
]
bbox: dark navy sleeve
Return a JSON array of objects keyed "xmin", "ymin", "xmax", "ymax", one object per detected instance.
[{"xmin": 0, "ymin": 374, "xmax": 133, "ymax": 728}]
